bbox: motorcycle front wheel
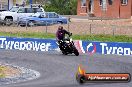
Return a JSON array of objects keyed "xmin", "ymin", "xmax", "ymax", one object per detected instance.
[{"xmin": 73, "ymin": 47, "xmax": 79, "ymax": 56}]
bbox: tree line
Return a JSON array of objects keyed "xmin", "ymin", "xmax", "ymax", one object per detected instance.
[{"xmin": 30, "ymin": 0, "xmax": 77, "ymax": 15}]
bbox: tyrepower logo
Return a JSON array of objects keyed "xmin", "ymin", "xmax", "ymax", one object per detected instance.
[
  {"xmin": 100, "ymin": 43, "xmax": 132, "ymax": 56},
  {"xmin": 0, "ymin": 38, "xmax": 51, "ymax": 51},
  {"xmin": 86, "ymin": 43, "xmax": 96, "ymax": 55}
]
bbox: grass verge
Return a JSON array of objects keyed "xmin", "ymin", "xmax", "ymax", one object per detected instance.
[
  {"xmin": 0, "ymin": 32, "xmax": 131, "ymax": 42},
  {"xmin": 0, "ymin": 66, "xmax": 6, "ymax": 78}
]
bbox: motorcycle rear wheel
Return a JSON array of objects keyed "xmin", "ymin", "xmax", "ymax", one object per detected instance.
[
  {"xmin": 74, "ymin": 47, "xmax": 79, "ymax": 56},
  {"xmin": 62, "ymin": 51, "xmax": 68, "ymax": 55}
]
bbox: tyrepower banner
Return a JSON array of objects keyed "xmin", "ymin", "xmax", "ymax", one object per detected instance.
[
  {"xmin": 0, "ymin": 37, "xmax": 131, "ymax": 56},
  {"xmin": 0, "ymin": 37, "xmax": 59, "ymax": 52},
  {"xmin": 74, "ymin": 40, "xmax": 132, "ymax": 56}
]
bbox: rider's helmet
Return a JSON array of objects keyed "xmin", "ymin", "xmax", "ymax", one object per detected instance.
[{"xmin": 58, "ymin": 26, "xmax": 63, "ymax": 31}]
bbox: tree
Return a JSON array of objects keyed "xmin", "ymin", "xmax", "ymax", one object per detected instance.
[
  {"xmin": 44, "ymin": 0, "xmax": 77, "ymax": 15},
  {"xmin": 65, "ymin": 0, "xmax": 77, "ymax": 15}
]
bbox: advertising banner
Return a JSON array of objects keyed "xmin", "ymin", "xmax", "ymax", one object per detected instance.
[
  {"xmin": 75, "ymin": 40, "xmax": 132, "ymax": 56},
  {"xmin": 0, "ymin": 37, "xmax": 131, "ymax": 56},
  {"xmin": 0, "ymin": 37, "xmax": 59, "ymax": 52}
]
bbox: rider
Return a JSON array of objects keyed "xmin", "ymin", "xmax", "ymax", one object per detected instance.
[{"xmin": 56, "ymin": 26, "xmax": 72, "ymax": 49}]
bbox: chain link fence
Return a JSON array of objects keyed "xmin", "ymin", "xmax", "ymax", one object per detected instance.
[{"xmin": 0, "ymin": 18, "xmax": 132, "ymax": 37}]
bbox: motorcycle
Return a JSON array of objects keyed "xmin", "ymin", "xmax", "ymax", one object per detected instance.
[{"xmin": 57, "ymin": 35, "xmax": 79, "ymax": 56}]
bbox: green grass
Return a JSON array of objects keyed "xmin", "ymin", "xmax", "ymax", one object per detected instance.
[
  {"xmin": 0, "ymin": 32, "xmax": 131, "ymax": 42},
  {"xmin": 73, "ymin": 34, "xmax": 132, "ymax": 42},
  {"xmin": 0, "ymin": 32, "xmax": 55, "ymax": 39},
  {"xmin": 0, "ymin": 66, "xmax": 6, "ymax": 78}
]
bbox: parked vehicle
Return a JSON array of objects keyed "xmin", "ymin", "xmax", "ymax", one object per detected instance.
[
  {"xmin": 0, "ymin": 4, "xmax": 45, "ymax": 26},
  {"xmin": 18, "ymin": 12, "xmax": 68, "ymax": 26}
]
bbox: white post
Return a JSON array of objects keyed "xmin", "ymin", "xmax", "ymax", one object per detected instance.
[{"xmin": 0, "ymin": 1, "xmax": 2, "ymax": 10}]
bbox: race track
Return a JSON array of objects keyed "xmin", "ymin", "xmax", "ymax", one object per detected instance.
[{"xmin": 0, "ymin": 49, "xmax": 132, "ymax": 87}]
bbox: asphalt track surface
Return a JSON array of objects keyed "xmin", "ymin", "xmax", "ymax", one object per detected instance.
[{"xmin": 0, "ymin": 49, "xmax": 132, "ymax": 87}]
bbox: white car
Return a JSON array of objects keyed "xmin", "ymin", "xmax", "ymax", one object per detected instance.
[{"xmin": 0, "ymin": 5, "xmax": 45, "ymax": 25}]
